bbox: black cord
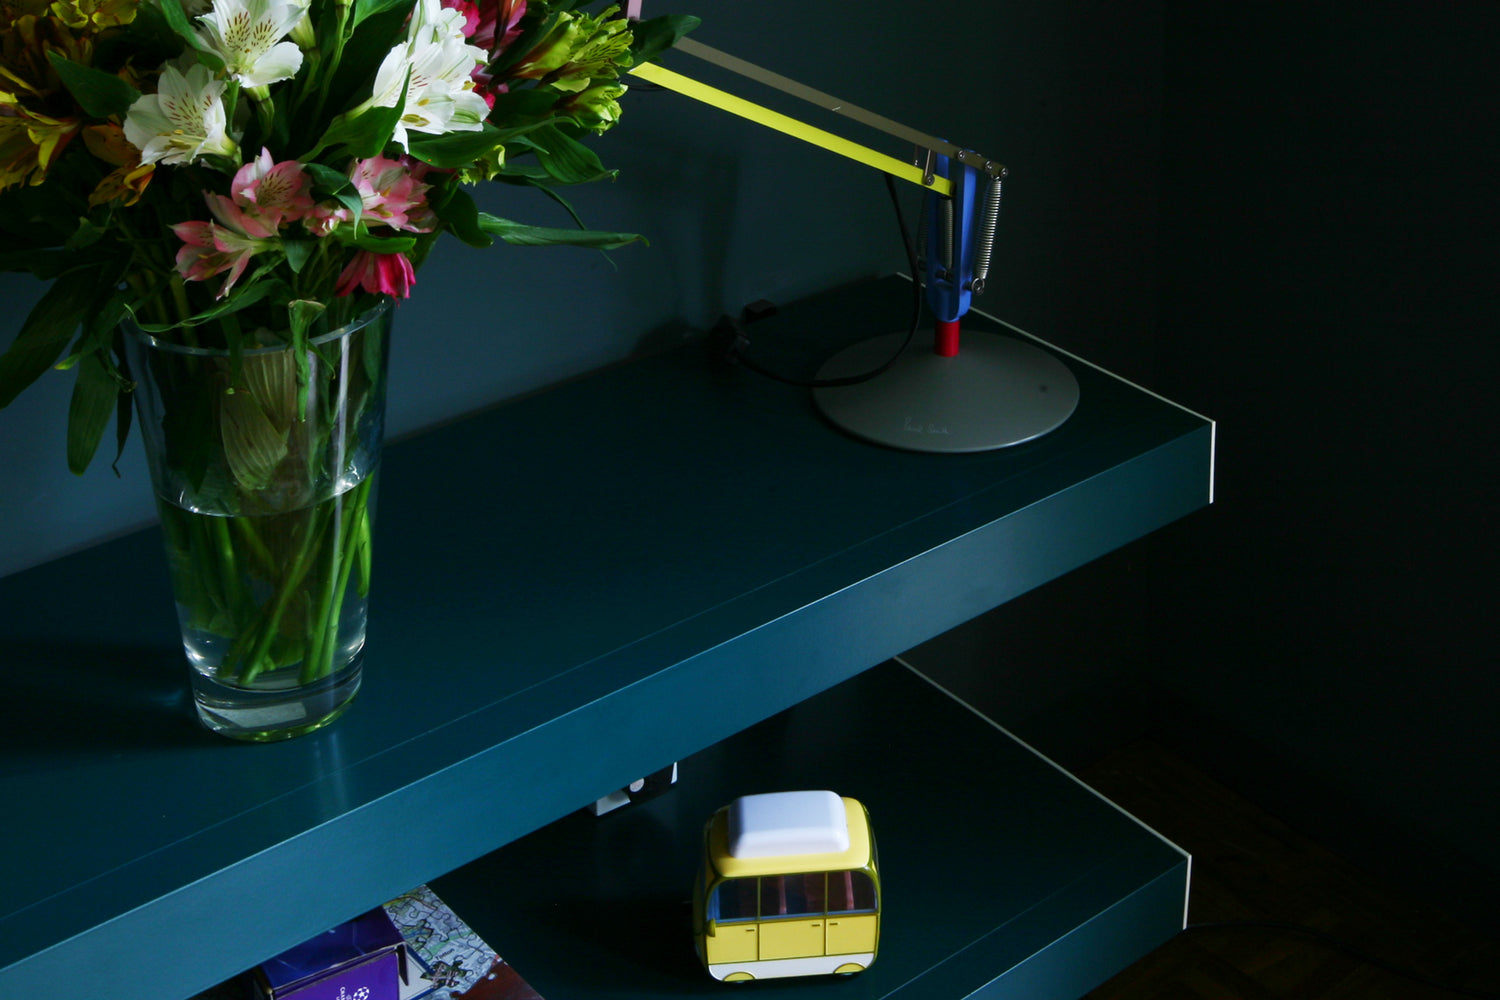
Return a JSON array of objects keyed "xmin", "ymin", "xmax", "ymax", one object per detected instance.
[
  {"xmin": 1183, "ymin": 920, "xmax": 1500, "ymax": 999},
  {"xmin": 717, "ymin": 173, "xmax": 925, "ymax": 388}
]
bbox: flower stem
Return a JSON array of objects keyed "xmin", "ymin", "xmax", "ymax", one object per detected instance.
[
  {"xmin": 355, "ymin": 492, "xmax": 374, "ymax": 598},
  {"xmin": 232, "ymin": 505, "xmax": 329, "ymax": 684},
  {"xmin": 302, "ymin": 477, "xmax": 368, "ymax": 684},
  {"xmin": 310, "ymin": 2, "xmax": 353, "ymax": 130}
]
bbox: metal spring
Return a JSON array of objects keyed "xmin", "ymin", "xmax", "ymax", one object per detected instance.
[
  {"xmin": 970, "ymin": 176, "xmax": 1003, "ymax": 294},
  {"xmin": 938, "ymin": 196, "xmax": 955, "ymax": 278}
]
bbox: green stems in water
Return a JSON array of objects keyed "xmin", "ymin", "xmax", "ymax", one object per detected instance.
[
  {"xmin": 161, "ymin": 474, "xmax": 376, "ymax": 690},
  {"xmin": 301, "ymin": 476, "xmax": 373, "ymax": 684}
]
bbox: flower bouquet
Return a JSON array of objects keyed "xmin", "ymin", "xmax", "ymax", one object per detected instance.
[{"xmin": 0, "ymin": 0, "xmax": 695, "ymax": 739}]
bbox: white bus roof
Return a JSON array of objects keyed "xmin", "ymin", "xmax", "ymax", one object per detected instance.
[{"xmin": 728, "ymin": 790, "xmax": 850, "ymax": 859}]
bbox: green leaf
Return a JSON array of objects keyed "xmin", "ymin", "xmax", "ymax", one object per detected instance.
[
  {"xmin": 408, "ymin": 125, "xmax": 509, "ymax": 170},
  {"xmin": 346, "ymin": 231, "xmax": 416, "ymax": 253},
  {"xmin": 220, "ymin": 385, "xmax": 290, "ymax": 489},
  {"xmin": 476, "ymin": 214, "xmax": 643, "ymax": 250},
  {"xmin": 287, "ymin": 299, "xmax": 326, "ymax": 342},
  {"xmin": 285, "ymin": 300, "xmax": 328, "ymax": 420},
  {"xmin": 320, "ymin": 2, "xmax": 413, "ymax": 120},
  {"xmin": 128, "ymin": 280, "xmax": 280, "ymax": 333},
  {"xmin": 64, "ymin": 217, "xmax": 109, "ymax": 253},
  {"xmin": 150, "ymin": 0, "xmax": 226, "ymax": 73},
  {"xmin": 55, "ymin": 289, "xmax": 126, "ymax": 370},
  {"xmin": 303, "ymin": 161, "xmax": 349, "ymax": 190},
  {"xmin": 0, "ymin": 267, "xmax": 101, "ymax": 409},
  {"xmin": 352, "ymin": 0, "xmax": 416, "ymax": 30},
  {"xmin": 494, "ymin": 161, "xmax": 550, "ymax": 183},
  {"xmin": 283, "ymin": 239, "xmax": 317, "ymax": 273},
  {"xmin": 305, "ymin": 162, "xmax": 364, "ymax": 220},
  {"xmin": 527, "ymin": 124, "xmax": 614, "ymax": 185},
  {"xmin": 46, "ymin": 52, "xmax": 142, "ymax": 118},
  {"xmin": 110, "ymin": 1, "xmax": 188, "ymax": 68},
  {"xmin": 431, "ymin": 186, "xmax": 490, "ymax": 248},
  {"xmin": 313, "ymin": 81, "xmax": 405, "ymax": 159},
  {"xmin": 483, "ymin": 14, "xmax": 559, "ymax": 79},
  {"xmin": 495, "ymin": 169, "xmax": 591, "ymax": 230},
  {"xmin": 485, "ymin": 88, "xmax": 564, "ymax": 127},
  {"xmin": 628, "ymin": 13, "xmax": 700, "ymax": 66},
  {"xmin": 112, "ymin": 370, "xmax": 134, "ymax": 476},
  {"xmin": 66, "ymin": 351, "xmax": 119, "ymax": 475}
]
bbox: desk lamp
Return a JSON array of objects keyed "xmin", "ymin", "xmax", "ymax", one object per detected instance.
[{"xmin": 628, "ymin": 30, "xmax": 1079, "ymax": 453}]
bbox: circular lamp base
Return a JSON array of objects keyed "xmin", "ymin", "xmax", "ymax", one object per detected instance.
[{"xmin": 812, "ymin": 330, "xmax": 1080, "ymax": 453}]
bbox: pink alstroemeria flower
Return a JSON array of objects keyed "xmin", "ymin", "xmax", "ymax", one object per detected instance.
[
  {"xmin": 172, "ymin": 149, "xmax": 311, "ymax": 297},
  {"xmin": 349, "ymin": 156, "xmax": 436, "ymax": 233},
  {"xmin": 231, "ymin": 147, "xmax": 315, "ymax": 228},
  {"xmin": 172, "ymin": 192, "xmax": 280, "ymax": 298},
  {"xmin": 306, "ymin": 155, "xmax": 436, "ymax": 236},
  {"xmin": 336, "ymin": 250, "xmax": 417, "ymax": 298}
]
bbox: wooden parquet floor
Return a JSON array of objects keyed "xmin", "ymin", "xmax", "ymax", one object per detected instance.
[{"xmin": 1076, "ymin": 742, "xmax": 1500, "ymax": 1000}]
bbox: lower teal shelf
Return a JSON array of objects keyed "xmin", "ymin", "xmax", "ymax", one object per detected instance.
[{"xmin": 431, "ymin": 661, "xmax": 1189, "ymax": 999}]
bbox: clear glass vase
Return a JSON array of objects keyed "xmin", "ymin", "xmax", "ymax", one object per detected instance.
[{"xmin": 123, "ymin": 299, "xmax": 393, "ymax": 741}]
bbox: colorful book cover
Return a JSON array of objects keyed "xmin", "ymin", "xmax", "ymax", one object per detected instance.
[
  {"xmin": 382, "ymin": 885, "xmax": 543, "ymax": 1000},
  {"xmin": 191, "ymin": 884, "xmax": 542, "ymax": 1000}
]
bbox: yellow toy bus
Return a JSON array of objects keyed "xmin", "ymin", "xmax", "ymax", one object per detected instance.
[{"xmin": 693, "ymin": 790, "xmax": 880, "ymax": 982}]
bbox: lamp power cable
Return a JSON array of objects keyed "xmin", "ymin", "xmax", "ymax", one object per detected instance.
[{"xmin": 713, "ymin": 173, "xmax": 924, "ymax": 388}]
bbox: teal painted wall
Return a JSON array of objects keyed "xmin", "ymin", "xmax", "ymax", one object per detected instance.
[{"xmin": 0, "ymin": 0, "xmax": 1162, "ymax": 577}]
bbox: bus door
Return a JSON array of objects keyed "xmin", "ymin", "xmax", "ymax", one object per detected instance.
[
  {"xmin": 757, "ymin": 873, "xmax": 827, "ymax": 960},
  {"xmin": 824, "ymin": 869, "xmax": 878, "ymax": 955}
]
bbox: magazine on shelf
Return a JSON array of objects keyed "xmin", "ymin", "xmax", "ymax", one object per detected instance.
[
  {"xmin": 383, "ymin": 884, "xmax": 543, "ymax": 1000},
  {"xmin": 192, "ymin": 884, "xmax": 543, "ymax": 1000}
]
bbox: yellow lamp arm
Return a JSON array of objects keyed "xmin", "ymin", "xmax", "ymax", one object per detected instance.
[{"xmin": 627, "ymin": 58, "xmax": 953, "ymax": 196}]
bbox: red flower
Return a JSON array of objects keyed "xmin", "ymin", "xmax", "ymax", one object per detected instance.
[
  {"xmin": 336, "ymin": 251, "xmax": 417, "ymax": 298},
  {"xmin": 469, "ymin": 0, "xmax": 526, "ymax": 54}
]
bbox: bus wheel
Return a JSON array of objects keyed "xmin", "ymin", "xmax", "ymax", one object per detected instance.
[
  {"xmin": 724, "ymin": 972, "xmax": 754, "ymax": 982},
  {"xmin": 834, "ymin": 963, "xmax": 865, "ymax": 976}
]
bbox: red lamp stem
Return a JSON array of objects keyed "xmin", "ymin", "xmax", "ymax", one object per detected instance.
[{"xmin": 935, "ymin": 319, "xmax": 961, "ymax": 357}]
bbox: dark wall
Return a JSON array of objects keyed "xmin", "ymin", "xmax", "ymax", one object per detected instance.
[
  {"xmin": 1148, "ymin": 0, "xmax": 1498, "ymax": 930},
  {"xmin": 914, "ymin": 0, "xmax": 1498, "ymax": 935}
]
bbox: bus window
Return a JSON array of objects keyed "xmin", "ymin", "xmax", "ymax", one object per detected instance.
[
  {"xmin": 759, "ymin": 872, "xmax": 826, "ymax": 918},
  {"xmin": 713, "ymin": 878, "xmax": 759, "ymax": 922},
  {"xmin": 826, "ymin": 870, "xmax": 877, "ymax": 914}
]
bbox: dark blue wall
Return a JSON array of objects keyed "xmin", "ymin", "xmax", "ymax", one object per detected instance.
[{"xmin": 0, "ymin": 0, "xmax": 1163, "ymax": 576}]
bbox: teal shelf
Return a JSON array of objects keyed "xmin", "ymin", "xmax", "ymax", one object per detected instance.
[
  {"xmin": 432, "ymin": 660, "xmax": 1189, "ymax": 999},
  {"xmin": 0, "ymin": 277, "xmax": 1212, "ymax": 1000}
]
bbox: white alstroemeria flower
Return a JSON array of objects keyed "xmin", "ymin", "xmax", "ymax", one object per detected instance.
[
  {"xmin": 123, "ymin": 61, "xmax": 240, "ymax": 166},
  {"xmin": 195, "ymin": 0, "xmax": 310, "ymax": 89},
  {"xmin": 360, "ymin": 0, "xmax": 489, "ymax": 149}
]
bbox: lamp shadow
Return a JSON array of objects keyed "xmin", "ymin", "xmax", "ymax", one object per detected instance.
[{"xmin": 0, "ymin": 638, "xmax": 209, "ymax": 756}]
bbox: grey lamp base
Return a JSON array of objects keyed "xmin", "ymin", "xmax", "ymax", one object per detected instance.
[{"xmin": 813, "ymin": 330, "xmax": 1081, "ymax": 453}]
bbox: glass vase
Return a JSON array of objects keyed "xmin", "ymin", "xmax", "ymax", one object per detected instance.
[{"xmin": 123, "ymin": 300, "xmax": 393, "ymax": 741}]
